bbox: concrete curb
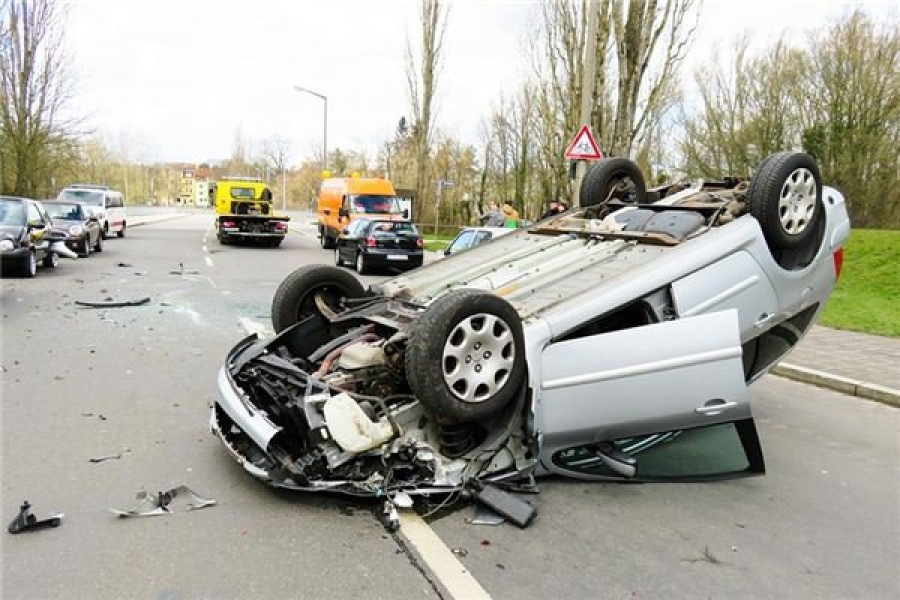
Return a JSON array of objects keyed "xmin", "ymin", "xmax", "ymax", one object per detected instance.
[{"xmin": 772, "ymin": 362, "xmax": 900, "ymax": 408}]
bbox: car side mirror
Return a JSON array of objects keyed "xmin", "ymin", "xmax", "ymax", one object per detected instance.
[
  {"xmin": 88, "ymin": 215, "xmax": 98, "ymax": 222},
  {"xmin": 443, "ymin": 248, "xmax": 451, "ymax": 256},
  {"xmin": 338, "ymin": 208, "xmax": 350, "ymax": 218}
]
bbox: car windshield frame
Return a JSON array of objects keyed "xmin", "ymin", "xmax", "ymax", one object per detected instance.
[
  {"xmin": 350, "ymin": 195, "xmax": 402, "ymax": 214},
  {"xmin": 44, "ymin": 203, "xmax": 83, "ymax": 220},
  {"xmin": 369, "ymin": 220, "xmax": 418, "ymax": 235},
  {"xmin": 58, "ymin": 189, "xmax": 105, "ymax": 206},
  {"xmin": 0, "ymin": 199, "xmax": 26, "ymax": 226}
]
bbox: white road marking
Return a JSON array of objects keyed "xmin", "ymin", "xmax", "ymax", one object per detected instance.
[
  {"xmin": 202, "ymin": 244, "xmax": 208, "ymax": 253},
  {"xmin": 221, "ymin": 290, "xmax": 232, "ymax": 295},
  {"xmin": 238, "ymin": 317, "xmax": 271, "ymax": 338},
  {"xmin": 205, "ymin": 255, "xmax": 214, "ymax": 268},
  {"xmin": 205, "ymin": 276, "xmax": 217, "ymax": 289},
  {"xmin": 399, "ymin": 511, "xmax": 492, "ymax": 600}
]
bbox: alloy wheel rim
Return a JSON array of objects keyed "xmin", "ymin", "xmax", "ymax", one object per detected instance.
[
  {"xmin": 441, "ymin": 313, "xmax": 515, "ymax": 403},
  {"xmin": 28, "ymin": 252, "xmax": 36, "ymax": 275},
  {"xmin": 778, "ymin": 168, "xmax": 817, "ymax": 235}
]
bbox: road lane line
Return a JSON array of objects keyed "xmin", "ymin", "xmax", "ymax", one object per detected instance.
[
  {"xmin": 398, "ymin": 512, "xmax": 492, "ymax": 600},
  {"xmin": 202, "ymin": 244, "xmax": 209, "ymax": 253},
  {"xmin": 205, "ymin": 255, "xmax": 214, "ymax": 268}
]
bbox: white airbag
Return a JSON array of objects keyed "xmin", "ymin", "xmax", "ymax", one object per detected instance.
[{"xmin": 323, "ymin": 393, "xmax": 394, "ymax": 454}]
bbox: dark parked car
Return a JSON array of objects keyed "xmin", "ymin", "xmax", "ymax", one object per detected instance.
[
  {"xmin": 333, "ymin": 218, "xmax": 424, "ymax": 274},
  {"xmin": 43, "ymin": 200, "xmax": 103, "ymax": 257},
  {"xmin": 0, "ymin": 196, "xmax": 63, "ymax": 277}
]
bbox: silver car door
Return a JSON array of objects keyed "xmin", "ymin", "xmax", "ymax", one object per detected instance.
[{"xmin": 537, "ymin": 309, "xmax": 762, "ymax": 480}]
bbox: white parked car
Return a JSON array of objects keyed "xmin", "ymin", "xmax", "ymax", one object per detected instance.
[{"xmin": 57, "ymin": 185, "xmax": 127, "ymax": 239}]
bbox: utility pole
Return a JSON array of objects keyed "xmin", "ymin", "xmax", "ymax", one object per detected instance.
[{"xmin": 573, "ymin": 0, "xmax": 600, "ymax": 207}]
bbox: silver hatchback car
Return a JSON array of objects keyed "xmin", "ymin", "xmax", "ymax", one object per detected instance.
[{"xmin": 211, "ymin": 152, "xmax": 849, "ymax": 504}]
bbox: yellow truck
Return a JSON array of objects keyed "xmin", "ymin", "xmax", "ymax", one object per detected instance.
[{"xmin": 212, "ymin": 177, "xmax": 289, "ymax": 247}]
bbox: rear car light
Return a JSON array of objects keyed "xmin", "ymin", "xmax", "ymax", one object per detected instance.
[
  {"xmin": 222, "ymin": 221, "xmax": 236, "ymax": 228},
  {"xmin": 416, "ymin": 238, "xmax": 424, "ymax": 248},
  {"xmin": 275, "ymin": 222, "xmax": 288, "ymax": 231},
  {"xmin": 833, "ymin": 247, "xmax": 844, "ymax": 279},
  {"xmin": 366, "ymin": 237, "xmax": 377, "ymax": 247}
]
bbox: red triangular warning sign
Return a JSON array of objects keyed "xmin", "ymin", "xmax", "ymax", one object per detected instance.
[{"xmin": 564, "ymin": 125, "xmax": 603, "ymax": 160}]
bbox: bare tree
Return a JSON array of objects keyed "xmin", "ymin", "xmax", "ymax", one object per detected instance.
[
  {"xmin": 406, "ymin": 0, "xmax": 448, "ymax": 224},
  {"xmin": 608, "ymin": 0, "xmax": 698, "ymax": 157},
  {"xmin": 0, "ymin": 0, "xmax": 77, "ymax": 197},
  {"xmin": 262, "ymin": 134, "xmax": 291, "ymax": 207}
]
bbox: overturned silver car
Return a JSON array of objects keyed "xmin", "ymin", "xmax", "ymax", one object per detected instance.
[{"xmin": 211, "ymin": 152, "xmax": 850, "ymax": 498}]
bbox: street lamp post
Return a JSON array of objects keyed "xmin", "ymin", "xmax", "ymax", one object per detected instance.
[{"xmin": 293, "ymin": 85, "xmax": 328, "ymax": 172}]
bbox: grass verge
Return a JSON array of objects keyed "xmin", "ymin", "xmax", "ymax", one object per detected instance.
[{"xmin": 820, "ymin": 229, "xmax": 899, "ymax": 337}]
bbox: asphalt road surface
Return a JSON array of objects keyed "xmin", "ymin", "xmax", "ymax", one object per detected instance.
[{"xmin": 2, "ymin": 210, "xmax": 898, "ymax": 599}]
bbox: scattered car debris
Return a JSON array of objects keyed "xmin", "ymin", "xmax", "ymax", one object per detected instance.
[
  {"xmin": 451, "ymin": 547, "xmax": 468, "ymax": 557},
  {"xmin": 89, "ymin": 450, "xmax": 130, "ymax": 463},
  {"xmin": 7, "ymin": 501, "xmax": 63, "ymax": 534},
  {"xmin": 469, "ymin": 503, "xmax": 506, "ymax": 526},
  {"xmin": 75, "ymin": 297, "xmax": 151, "ymax": 308},
  {"xmin": 170, "ymin": 262, "xmax": 200, "ymax": 275},
  {"xmin": 110, "ymin": 485, "xmax": 216, "ymax": 518},
  {"xmin": 473, "ymin": 483, "xmax": 536, "ymax": 528},
  {"xmin": 116, "ymin": 262, "xmax": 133, "ymax": 268}
]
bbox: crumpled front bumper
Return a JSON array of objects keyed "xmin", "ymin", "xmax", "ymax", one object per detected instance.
[{"xmin": 210, "ymin": 365, "xmax": 281, "ymax": 482}]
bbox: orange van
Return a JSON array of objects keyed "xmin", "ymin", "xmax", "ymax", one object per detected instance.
[{"xmin": 317, "ymin": 176, "xmax": 407, "ymax": 249}]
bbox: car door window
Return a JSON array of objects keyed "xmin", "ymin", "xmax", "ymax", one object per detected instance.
[
  {"xmin": 448, "ymin": 230, "xmax": 476, "ymax": 254},
  {"xmin": 473, "ymin": 231, "xmax": 493, "ymax": 246},
  {"xmin": 26, "ymin": 203, "xmax": 42, "ymax": 225},
  {"xmin": 551, "ymin": 420, "xmax": 763, "ymax": 480}
]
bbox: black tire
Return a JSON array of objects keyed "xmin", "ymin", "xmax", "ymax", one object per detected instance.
[
  {"xmin": 747, "ymin": 152, "xmax": 824, "ymax": 251},
  {"xmin": 94, "ymin": 234, "xmax": 103, "ymax": 253},
  {"xmin": 22, "ymin": 250, "xmax": 37, "ymax": 278},
  {"xmin": 102, "ymin": 223, "xmax": 109, "ymax": 239},
  {"xmin": 334, "ymin": 247, "xmax": 344, "ymax": 267},
  {"xmin": 580, "ymin": 157, "xmax": 647, "ymax": 207},
  {"xmin": 405, "ymin": 289, "xmax": 526, "ymax": 423},
  {"xmin": 355, "ymin": 252, "xmax": 369, "ymax": 275},
  {"xmin": 80, "ymin": 238, "xmax": 91, "ymax": 258},
  {"xmin": 117, "ymin": 223, "xmax": 126, "ymax": 238},
  {"xmin": 271, "ymin": 265, "xmax": 367, "ymax": 333},
  {"xmin": 320, "ymin": 230, "xmax": 335, "ymax": 249},
  {"xmin": 43, "ymin": 251, "xmax": 59, "ymax": 269}
]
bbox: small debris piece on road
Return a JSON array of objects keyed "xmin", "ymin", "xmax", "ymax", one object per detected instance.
[
  {"xmin": 89, "ymin": 453, "xmax": 123, "ymax": 463},
  {"xmin": 110, "ymin": 485, "xmax": 216, "ymax": 518},
  {"xmin": 116, "ymin": 262, "xmax": 133, "ymax": 268},
  {"xmin": 7, "ymin": 501, "xmax": 63, "ymax": 534},
  {"xmin": 75, "ymin": 297, "xmax": 151, "ymax": 309}
]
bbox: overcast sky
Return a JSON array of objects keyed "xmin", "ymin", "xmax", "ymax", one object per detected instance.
[{"xmin": 65, "ymin": 0, "xmax": 896, "ymax": 165}]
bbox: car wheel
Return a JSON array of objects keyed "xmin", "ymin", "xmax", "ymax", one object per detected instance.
[
  {"xmin": 22, "ymin": 250, "xmax": 37, "ymax": 278},
  {"xmin": 81, "ymin": 238, "xmax": 91, "ymax": 258},
  {"xmin": 580, "ymin": 157, "xmax": 647, "ymax": 207},
  {"xmin": 355, "ymin": 252, "xmax": 369, "ymax": 275},
  {"xmin": 271, "ymin": 265, "xmax": 367, "ymax": 334},
  {"xmin": 102, "ymin": 223, "xmax": 109, "ymax": 239},
  {"xmin": 94, "ymin": 234, "xmax": 103, "ymax": 253},
  {"xmin": 320, "ymin": 231, "xmax": 335, "ymax": 249},
  {"xmin": 405, "ymin": 289, "xmax": 526, "ymax": 423},
  {"xmin": 334, "ymin": 247, "xmax": 344, "ymax": 267},
  {"xmin": 117, "ymin": 223, "xmax": 126, "ymax": 238},
  {"xmin": 43, "ymin": 251, "xmax": 59, "ymax": 269},
  {"xmin": 747, "ymin": 152, "xmax": 824, "ymax": 252}
]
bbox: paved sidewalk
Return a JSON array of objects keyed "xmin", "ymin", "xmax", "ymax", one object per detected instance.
[{"xmin": 773, "ymin": 325, "xmax": 900, "ymax": 406}]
